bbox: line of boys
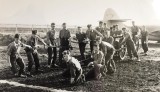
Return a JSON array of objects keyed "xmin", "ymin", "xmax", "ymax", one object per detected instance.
[
  {"xmin": 7, "ymin": 23, "xmax": 72, "ymax": 77},
  {"xmin": 6, "ymin": 21, "xmax": 115, "ymax": 80},
  {"xmin": 7, "ymin": 21, "xmax": 147, "ymax": 84}
]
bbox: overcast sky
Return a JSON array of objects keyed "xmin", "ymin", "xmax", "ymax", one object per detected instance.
[{"xmin": 0, "ymin": 0, "xmax": 160, "ymax": 26}]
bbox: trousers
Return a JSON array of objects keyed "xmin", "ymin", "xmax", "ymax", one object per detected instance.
[
  {"xmin": 47, "ymin": 46, "xmax": 57, "ymax": 66},
  {"xmin": 10, "ymin": 55, "xmax": 25, "ymax": 75},
  {"xmin": 25, "ymin": 48, "xmax": 40, "ymax": 72},
  {"xmin": 141, "ymin": 37, "xmax": 148, "ymax": 53},
  {"xmin": 78, "ymin": 42, "xmax": 86, "ymax": 59}
]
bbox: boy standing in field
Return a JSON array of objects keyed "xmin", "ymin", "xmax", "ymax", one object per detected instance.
[
  {"xmin": 96, "ymin": 21, "xmax": 105, "ymax": 35},
  {"xmin": 120, "ymin": 27, "xmax": 140, "ymax": 61},
  {"xmin": 59, "ymin": 23, "xmax": 71, "ymax": 67},
  {"xmin": 103, "ymin": 23, "xmax": 110, "ymax": 35},
  {"xmin": 7, "ymin": 34, "xmax": 32, "ymax": 77},
  {"xmin": 76, "ymin": 26, "xmax": 87, "ymax": 60},
  {"xmin": 103, "ymin": 23, "xmax": 114, "ymax": 45},
  {"xmin": 86, "ymin": 24, "xmax": 103, "ymax": 53},
  {"xmin": 131, "ymin": 21, "xmax": 140, "ymax": 44},
  {"xmin": 25, "ymin": 30, "xmax": 47, "ymax": 75},
  {"xmin": 140, "ymin": 26, "xmax": 148, "ymax": 55},
  {"xmin": 46, "ymin": 23, "xmax": 59, "ymax": 68}
]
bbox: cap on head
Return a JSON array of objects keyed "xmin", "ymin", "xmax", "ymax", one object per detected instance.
[
  {"xmin": 62, "ymin": 50, "xmax": 70, "ymax": 55},
  {"xmin": 112, "ymin": 25, "xmax": 116, "ymax": 28},
  {"xmin": 99, "ymin": 21, "xmax": 103, "ymax": 24},
  {"xmin": 32, "ymin": 30, "xmax": 37, "ymax": 35},
  {"xmin": 122, "ymin": 27, "xmax": 126, "ymax": 30},
  {"xmin": 87, "ymin": 24, "xmax": 92, "ymax": 28},
  {"xmin": 62, "ymin": 23, "xmax": 66, "ymax": 25},
  {"xmin": 51, "ymin": 23, "xmax": 55, "ymax": 25},
  {"xmin": 14, "ymin": 34, "xmax": 20, "ymax": 39},
  {"xmin": 132, "ymin": 21, "xmax": 135, "ymax": 23}
]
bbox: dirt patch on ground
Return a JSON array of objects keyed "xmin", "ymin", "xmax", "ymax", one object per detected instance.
[{"xmin": 0, "ymin": 43, "xmax": 160, "ymax": 92}]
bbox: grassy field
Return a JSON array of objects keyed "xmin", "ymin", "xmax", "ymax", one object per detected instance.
[{"xmin": 1, "ymin": 41, "xmax": 160, "ymax": 92}]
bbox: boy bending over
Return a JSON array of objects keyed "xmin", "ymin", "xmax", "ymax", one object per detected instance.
[
  {"xmin": 87, "ymin": 44, "xmax": 106, "ymax": 80},
  {"xmin": 62, "ymin": 50, "xmax": 85, "ymax": 84}
]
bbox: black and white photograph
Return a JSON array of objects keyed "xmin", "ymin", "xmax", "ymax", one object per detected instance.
[{"xmin": 0, "ymin": 0, "xmax": 160, "ymax": 92}]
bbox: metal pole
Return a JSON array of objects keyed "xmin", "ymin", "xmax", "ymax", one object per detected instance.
[
  {"xmin": 47, "ymin": 25, "xmax": 49, "ymax": 31},
  {"xmin": 15, "ymin": 24, "xmax": 18, "ymax": 33},
  {"xmin": 32, "ymin": 25, "xmax": 34, "ymax": 30}
]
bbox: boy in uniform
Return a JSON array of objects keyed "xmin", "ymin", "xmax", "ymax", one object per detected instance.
[
  {"xmin": 96, "ymin": 36, "xmax": 116, "ymax": 74},
  {"xmin": 141, "ymin": 26, "xmax": 148, "ymax": 55},
  {"xmin": 103, "ymin": 23, "xmax": 110, "ymax": 35},
  {"xmin": 62, "ymin": 50, "xmax": 85, "ymax": 84},
  {"xmin": 76, "ymin": 26, "xmax": 87, "ymax": 60},
  {"xmin": 25, "ymin": 30, "xmax": 47, "ymax": 75},
  {"xmin": 96, "ymin": 21, "xmax": 105, "ymax": 34},
  {"xmin": 59, "ymin": 23, "xmax": 71, "ymax": 67},
  {"xmin": 7, "ymin": 34, "xmax": 32, "ymax": 77},
  {"xmin": 86, "ymin": 24, "xmax": 103, "ymax": 53},
  {"xmin": 46, "ymin": 23, "xmax": 58, "ymax": 68},
  {"xmin": 103, "ymin": 30, "xmax": 114, "ymax": 45},
  {"xmin": 131, "ymin": 21, "xmax": 140, "ymax": 44},
  {"xmin": 120, "ymin": 27, "xmax": 140, "ymax": 61},
  {"xmin": 87, "ymin": 44, "xmax": 106, "ymax": 80}
]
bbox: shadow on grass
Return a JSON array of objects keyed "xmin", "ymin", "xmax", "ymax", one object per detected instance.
[
  {"xmin": 0, "ymin": 52, "xmax": 121, "ymax": 91},
  {"xmin": 0, "ymin": 54, "xmax": 92, "ymax": 91},
  {"xmin": 0, "ymin": 68, "xmax": 15, "ymax": 79}
]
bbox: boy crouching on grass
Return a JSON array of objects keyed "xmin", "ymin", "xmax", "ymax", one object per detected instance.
[
  {"xmin": 86, "ymin": 43, "xmax": 106, "ymax": 80},
  {"xmin": 96, "ymin": 36, "xmax": 116, "ymax": 74},
  {"xmin": 62, "ymin": 50, "xmax": 85, "ymax": 84},
  {"xmin": 7, "ymin": 34, "xmax": 32, "ymax": 78}
]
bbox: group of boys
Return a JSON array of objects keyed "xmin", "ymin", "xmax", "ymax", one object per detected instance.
[
  {"xmin": 7, "ymin": 21, "xmax": 148, "ymax": 84},
  {"xmin": 7, "ymin": 23, "xmax": 71, "ymax": 77},
  {"xmin": 66, "ymin": 21, "xmax": 148, "ymax": 83}
]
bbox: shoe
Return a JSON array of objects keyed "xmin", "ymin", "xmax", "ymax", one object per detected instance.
[
  {"xmin": 19, "ymin": 74, "xmax": 27, "ymax": 78},
  {"xmin": 26, "ymin": 72, "xmax": 33, "ymax": 77},
  {"xmin": 53, "ymin": 64, "xmax": 59, "ymax": 67},
  {"xmin": 81, "ymin": 74, "xmax": 86, "ymax": 83},
  {"xmin": 50, "ymin": 64, "xmax": 59, "ymax": 68},
  {"xmin": 35, "ymin": 69, "xmax": 44, "ymax": 73},
  {"xmin": 14, "ymin": 73, "xmax": 18, "ymax": 76},
  {"xmin": 137, "ymin": 58, "xmax": 141, "ymax": 62},
  {"xmin": 47, "ymin": 65, "xmax": 50, "ymax": 68},
  {"xmin": 128, "ymin": 58, "xmax": 133, "ymax": 61}
]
